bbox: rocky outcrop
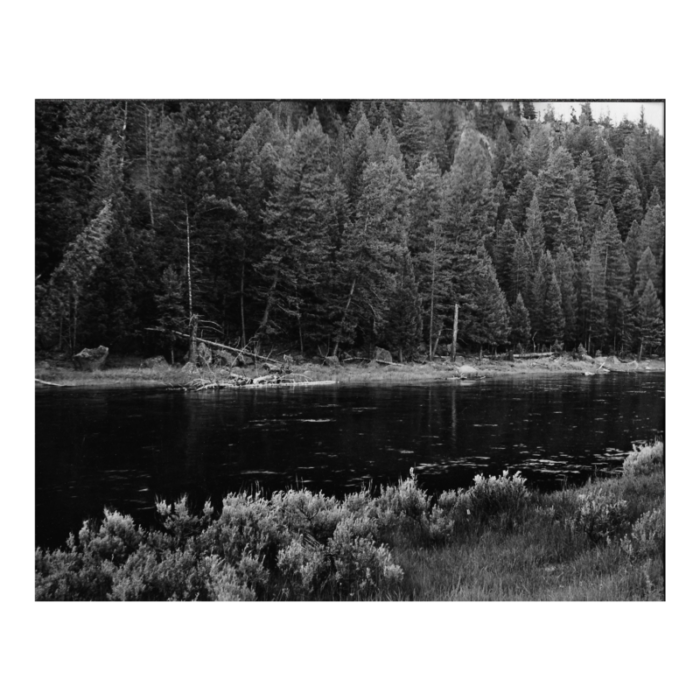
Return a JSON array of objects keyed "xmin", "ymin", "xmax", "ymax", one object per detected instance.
[
  {"xmin": 72, "ymin": 345, "xmax": 109, "ymax": 371},
  {"xmin": 375, "ymin": 347, "xmax": 392, "ymax": 363}
]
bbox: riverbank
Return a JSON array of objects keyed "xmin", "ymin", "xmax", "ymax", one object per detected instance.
[
  {"xmin": 35, "ymin": 353, "xmax": 665, "ymax": 388},
  {"xmin": 35, "ymin": 442, "xmax": 664, "ymax": 601}
]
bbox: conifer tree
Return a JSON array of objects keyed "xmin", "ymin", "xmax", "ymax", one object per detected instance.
[
  {"xmin": 524, "ymin": 193, "xmax": 546, "ymax": 265},
  {"xmin": 554, "ymin": 247, "xmax": 577, "ymax": 346},
  {"xmin": 616, "ymin": 183, "xmax": 644, "ymax": 239},
  {"xmin": 634, "ymin": 247, "xmax": 658, "ymax": 298},
  {"xmin": 344, "ymin": 111, "xmax": 371, "ymax": 212},
  {"xmin": 510, "ymin": 235, "xmax": 535, "ymax": 308},
  {"xmin": 509, "ymin": 292, "xmax": 531, "ymax": 351},
  {"xmin": 508, "ymin": 172, "xmax": 537, "ymax": 233},
  {"xmin": 650, "ymin": 160, "xmax": 665, "ymax": 203},
  {"xmin": 558, "ymin": 197, "xmax": 583, "ymax": 259},
  {"xmin": 494, "ymin": 218, "xmax": 518, "ymax": 292},
  {"xmin": 383, "ymin": 251, "xmax": 423, "ymax": 361},
  {"xmin": 36, "ymin": 200, "xmax": 115, "ymax": 350},
  {"xmin": 467, "ymin": 244, "xmax": 511, "ymax": 353},
  {"xmin": 536, "ymin": 146, "xmax": 575, "ymax": 250},
  {"xmin": 500, "ymin": 144, "xmax": 526, "ymax": 197},
  {"xmin": 636, "ymin": 279, "xmax": 664, "ymax": 359},
  {"xmin": 493, "ymin": 122, "xmax": 512, "ymax": 177},
  {"xmin": 640, "ymin": 203, "xmax": 665, "ymax": 262},
  {"xmin": 526, "ymin": 126, "xmax": 550, "ymax": 175},
  {"xmin": 606, "ymin": 157, "xmax": 634, "ymax": 216},
  {"xmin": 398, "ymin": 102, "xmax": 429, "ymax": 177},
  {"xmin": 541, "ymin": 271, "xmax": 565, "ymax": 348},
  {"xmin": 587, "ymin": 245, "xmax": 608, "ymax": 353},
  {"xmin": 625, "ymin": 220, "xmax": 643, "ymax": 293}
]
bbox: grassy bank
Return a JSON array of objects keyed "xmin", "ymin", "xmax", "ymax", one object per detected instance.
[
  {"xmin": 35, "ymin": 354, "xmax": 666, "ymax": 388},
  {"xmin": 35, "ymin": 442, "xmax": 664, "ymax": 601}
]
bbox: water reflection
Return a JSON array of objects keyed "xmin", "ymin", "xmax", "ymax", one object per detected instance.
[{"xmin": 36, "ymin": 373, "xmax": 664, "ymax": 548}]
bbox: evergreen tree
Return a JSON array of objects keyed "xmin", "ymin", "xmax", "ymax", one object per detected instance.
[
  {"xmin": 526, "ymin": 126, "xmax": 550, "ymax": 175},
  {"xmin": 536, "ymin": 146, "xmax": 575, "ymax": 250},
  {"xmin": 510, "ymin": 235, "xmax": 535, "ymax": 308},
  {"xmin": 606, "ymin": 157, "xmax": 634, "ymax": 216},
  {"xmin": 493, "ymin": 122, "xmax": 512, "ymax": 177},
  {"xmin": 398, "ymin": 102, "xmax": 429, "ymax": 177},
  {"xmin": 466, "ymin": 244, "xmax": 511, "ymax": 352},
  {"xmin": 508, "ymin": 172, "xmax": 537, "ymax": 232},
  {"xmin": 587, "ymin": 245, "xmax": 608, "ymax": 353},
  {"xmin": 640, "ymin": 203, "xmax": 665, "ymax": 262},
  {"xmin": 541, "ymin": 271, "xmax": 565, "ymax": 348},
  {"xmin": 36, "ymin": 200, "xmax": 115, "ymax": 350},
  {"xmin": 155, "ymin": 266, "xmax": 187, "ymax": 363},
  {"xmin": 494, "ymin": 218, "xmax": 518, "ymax": 292},
  {"xmin": 509, "ymin": 292, "xmax": 531, "ymax": 350},
  {"xmin": 634, "ymin": 247, "xmax": 658, "ymax": 298},
  {"xmin": 625, "ymin": 220, "xmax": 643, "ymax": 293},
  {"xmin": 650, "ymin": 160, "xmax": 665, "ymax": 203},
  {"xmin": 500, "ymin": 144, "xmax": 527, "ymax": 197},
  {"xmin": 635, "ymin": 279, "xmax": 664, "ymax": 359},
  {"xmin": 616, "ymin": 183, "xmax": 644, "ymax": 239},
  {"xmin": 524, "ymin": 193, "xmax": 546, "ymax": 265},
  {"xmin": 344, "ymin": 111, "xmax": 371, "ymax": 212},
  {"xmin": 383, "ymin": 251, "xmax": 423, "ymax": 360},
  {"xmin": 554, "ymin": 247, "xmax": 577, "ymax": 346}
]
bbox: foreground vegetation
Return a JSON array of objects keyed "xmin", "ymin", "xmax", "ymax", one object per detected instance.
[{"xmin": 35, "ymin": 442, "xmax": 664, "ymax": 601}]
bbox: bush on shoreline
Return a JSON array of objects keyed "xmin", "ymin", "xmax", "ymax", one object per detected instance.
[{"xmin": 35, "ymin": 444, "xmax": 665, "ymax": 601}]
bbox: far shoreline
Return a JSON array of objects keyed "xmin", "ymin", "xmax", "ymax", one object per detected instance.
[{"xmin": 35, "ymin": 354, "xmax": 666, "ymax": 389}]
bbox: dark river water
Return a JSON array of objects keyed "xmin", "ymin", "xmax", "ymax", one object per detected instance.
[{"xmin": 35, "ymin": 373, "xmax": 664, "ymax": 549}]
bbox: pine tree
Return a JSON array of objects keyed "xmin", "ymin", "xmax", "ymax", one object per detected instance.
[
  {"xmin": 467, "ymin": 244, "xmax": 511, "ymax": 352},
  {"xmin": 524, "ymin": 193, "xmax": 546, "ymax": 265},
  {"xmin": 616, "ymin": 183, "xmax": 644, "ymax": 239},
  {"xmin": 155, "ymin": 266, "xmax": 186, "ymax": 363},
  {"xmin": 640, "ymin": 203, "xmax": 665, "ymax": 262},
  {"xmin": 510, "ymin": 235, "xmax": 535, "ymax": 308},
  {"xmin": 587, "ymin": 245, "xmax": 608, "ymax": 353},
  {"xmin": 36, "ymin": 200, "xmax": 115, "ymax": 350},
  {"xmin": 526, "ymin": 126, "xmax": 551, "ymax": 175},
  {"xmin": 606, "ymin": 157, "xmax": 634, "ymax": 216},
  {"xmin": 500, "ymin": 144, "xmax": 526, "ymax": 197},
  {"xmin": 383, "ymin": 251, "xmax": 423, "ymax": 361},
  {"xmin": 650, "ymin": 160, "xmax": 665, "ymax": 203},
  {"xmin": 344, "ymin": 111, "xmax": 371, "ymax": 212},
  {"xmin": 398, "ymin": 102, "xmax": 429, "ymax": 177},
  {"xmin": 541, "ymin": 271, "xmax": 565, "ymax": 348},
  {"xmin": 508, "ymin": 172, "xmax": 537, "ymax": 233},
  {"xmin": 493, "ymin": 122, "xmax": 512, "ymax": 177},
  {"xmin": 509, "ymin": 292, "xmax": 531, "ymax": 351},
  {"xmin": 634, "ymin": 247, "xmax": 658, "ymax": 297},
  {"xmin": 536, "ymin": 146, "xmax": 575, "ymax": 250},
  {"xmin": 554, "ymin": 247, "xmax": 577, "ymax": 346},
  {"xmin": 636, "ymin": 279, "xmax": 664, "ymax": 359},
  {"xmin": 625, "ymin": 220, "xmax": 643, "ymax": 293},
  {"xmin": 558, "ymin": 197, "xmax": 583, "ymax": 259},
  {"xmin": 494, "ymin": 218, "xmax": 518, "ymax": 292}
]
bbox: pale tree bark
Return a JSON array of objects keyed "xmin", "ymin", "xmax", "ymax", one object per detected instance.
[
  {"xmin": 451, "ymin": 302, "xmax": 459, "ymax": 363},
  {"xmin": 332, "ymin": 277, "xmax": 356, "ymax": 357}
]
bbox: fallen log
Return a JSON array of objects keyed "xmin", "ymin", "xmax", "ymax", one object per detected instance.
[
  {"xmin": 145, "ymin": 328, "xmax": 282, "ymax": 365},
  {"xmin": 513, "ymin": 352, "xmax": 555, "ymax": 359},
  {"xmin": 35, "ymin": 377, "xmax": 70, "ymax": 387}
]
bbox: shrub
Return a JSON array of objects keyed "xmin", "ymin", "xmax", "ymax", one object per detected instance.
[
  {"xmin": 466, "ymin": 470, "xmax": 530, "ymax": 529},
  {"xmin": 568, "ymin": 486, "xmax": 630, "ymax": 544},
  {"xmin": 205, "ymin": 555, "xmax": 259, "ymax": 601},
  {"xmin": 371, "ymin": 469, "xmax": 453, "ymax": 545},
  {"xmin": 622, "ymin": 508, "xmax": 665, "ymax": 560},
  {"xmin": 277, "ymin": 536, "xmax": 331, "ymax": 599},
  {"xmin": 622, "ymin": 441, "xmax": 664, "ymax": 478}
]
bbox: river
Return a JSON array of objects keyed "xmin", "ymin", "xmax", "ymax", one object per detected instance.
[{"xmin": 35, "ymin": 372, "xmax": 664, "ymax": 548}]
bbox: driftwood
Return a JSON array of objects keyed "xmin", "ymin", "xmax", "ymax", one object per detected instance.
[
  {"xmin": 35, "ymin": 377, "xmax": 69, "ymax": 387},
  {"xmin": 145, "ymin": 328, "xmax": 282, "ymax": 366},
  {"xmin": 513, "ymin": 352, "xmax": 555, "ymax": 359},
  {"xmin": 375, "ymin": 359, "xmax": 402, "ymax": 366}
]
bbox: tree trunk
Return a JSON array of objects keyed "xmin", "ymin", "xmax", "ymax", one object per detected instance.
[
  {"xmin": 256, "ymin": 271, "xmax": 279, "ymax": 339},
  {"xmin": 332, "ymin": 277, "xmax": 356, "ymax": 357},
  {"xmin": 185, "ymin": 205, "xmax": 193, "ymax": 320},
  {"xmin": 451, "ymin": 302, "xmax": 459, "ymax": 363},
  {"xmin": 188, "ymin": 315, "xmax": 198, "ymax": 364},
  {"xmin": 239, "ymin": 259, "xmax": 246, "ymax": 347},
  {"xmin": 428, "ymin": 239, "xmax": 438, "ymax": 361},
  {"xmin": 144, "ymin": 104, "xmax": 155, "ymax": 228}
]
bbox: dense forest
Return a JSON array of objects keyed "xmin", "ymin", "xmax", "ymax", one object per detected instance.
[{"xmin": 35, "ymin": 100, "xmax": 665, "ymax": 362}]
